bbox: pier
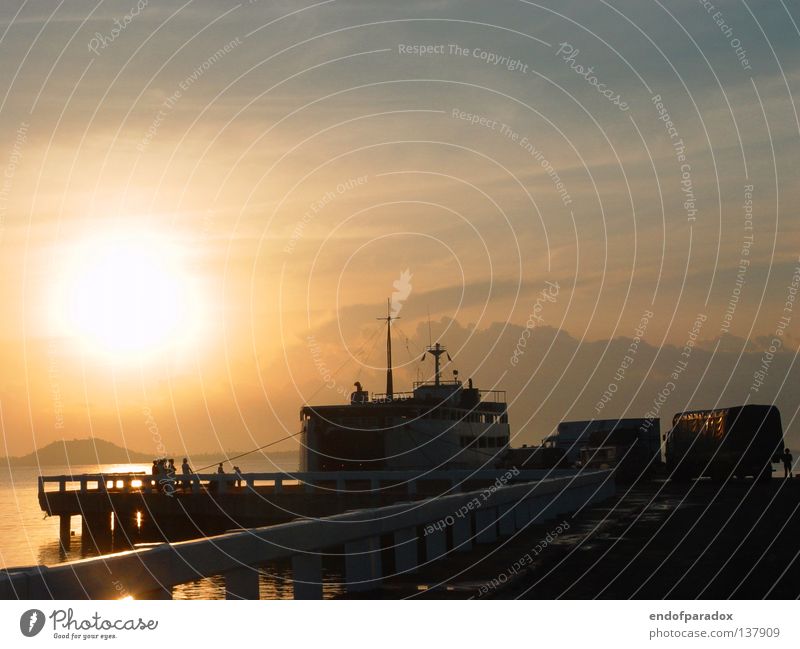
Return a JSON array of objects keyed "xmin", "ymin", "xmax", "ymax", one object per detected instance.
[
  {"xmin": 4, "ymin": 470, "xmax": 613, "ymax": 599},
  {"xmin": 37, "ymin": 468, "xmax": 579, "ymax": 548}
]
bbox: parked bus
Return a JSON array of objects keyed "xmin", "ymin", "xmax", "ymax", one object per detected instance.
[
  {"xmin": 665, "ymin": 405, "xmax": 784, "ymax": 482},
  {"xmin": 578, "ymin": 420, "xmax": 663, "ymax": 482},
  {"xmin": 549, "ymin": 418, "xmax": 660, "ymax": 467}
]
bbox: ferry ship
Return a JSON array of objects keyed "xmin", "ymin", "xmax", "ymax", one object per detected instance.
[{"xmin": 300, "ymin": 304, "xmax": 510, "ymax": 471}]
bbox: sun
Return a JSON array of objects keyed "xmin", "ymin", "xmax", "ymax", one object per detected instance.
[{"xmin": 55, "ymin": 231, "xmax": 200, "ymax": 360}]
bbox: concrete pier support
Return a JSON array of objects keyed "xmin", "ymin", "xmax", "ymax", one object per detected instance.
[
  {"xmin": 292, "ymin": 554, "xmax": 323, "ymax": 600},
  {"xmin": 112, "ymin": 512, "xmax": 137, "ymax": 545},
  {"xmin": 225, "ymin": 567, "xmax": 260, "ymax": 599},
  {"xmin": 345, "ymin": 537, "xmax": 382, "ymax": 592},
  {"xmin": 530, "ymin": 495, "xmax": 554, "ymax": 524},
  {"xmin": 515, "ymin": 499, "xmax": 531, "ymax": 530},
  {"xmin": 475, "ymin": 507, "xmax": 498, "ymax": 543},
  {"xmin": 498, "ymin": 503, "xmax": 515, "ymax": 536},
  {"xmin": 425, "ymin": 527, "xmax": 447, "ymax": 561},
  {"xmin": 81, "ymin": 512, "xmax": 112, "ymax": 552},
  {"xmin": 452, "ymin": 515, "xmax": 472, "ymax": 552},
  {"xmin": 59, "ymin": 515, "xmax": 71, "ymax": 547},
  {"xmin": 394, "ymin": 528, "xmax": 418, "ymax": 574}
]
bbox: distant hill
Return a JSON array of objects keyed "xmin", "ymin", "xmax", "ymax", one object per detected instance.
[
  {"xmin": 2, "ymin": 438, "xmax": 153, "ymax": 466},
  {"xmin": 1, "ymin": 437, "xmax": 299, "ymax": 468}
]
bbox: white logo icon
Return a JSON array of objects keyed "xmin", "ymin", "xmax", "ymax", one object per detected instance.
[
  {"xmin": 391, "ymin": 268, "xmax": 413, "ymax": 317},
  {"xmin": 20, "ymin": 609, "xmax": 45, "ymax": 637}
]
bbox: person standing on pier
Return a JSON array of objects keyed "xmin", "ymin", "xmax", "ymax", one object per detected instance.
[
  {"xmin": 781, "ymin": 448, "xmax": 794, "ymax": 479},
  {"xmin": 217, "ymin": 463, "xmax": 225, "ymax": 474},
  {"xmin": 181, "ymin": 458, "xmax": 192, "ymax": 491},
  {"xmin": 233, "ymin": 465, "xmax": 242, "ymax": 488}
]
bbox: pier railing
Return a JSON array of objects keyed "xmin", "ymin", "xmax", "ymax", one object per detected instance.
[
  {"xmin": 37, "ymin": 468, "xmax": 579, "ymax": 496},
  {"xmin": 5, "ymin": 470, "xmax": 614, "ymax": 600}
]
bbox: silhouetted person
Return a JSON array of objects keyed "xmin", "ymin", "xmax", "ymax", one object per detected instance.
[
  {"xmin": 156, "ymin": 459, "xmax": 176, "ymax": 494},
  {"xmin": 233, "ymin": 465, "xmax": 242, "ymax": 488},
  {"xmin": 155, "ymin": 459, "xmax": 167, "ymax": 481},
  {"xmin": 181, "ymin": 458, "xmax": 191, "ymax": 490},
  {"xmin": 781, "ymin": 448, "xmax": 793, "ymax": 479},
  {"xmin": 217, "ymin": 463, "xmax": 225, "ymax": 474}
]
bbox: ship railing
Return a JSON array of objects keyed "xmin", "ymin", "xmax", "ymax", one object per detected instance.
[
  {"xmin": 412, "ymin": 379, "xmax": 462, "ymax": 388},
  {"xmin": 10, "ymin": 470, "xmax": 615, "ymax": 600},
  {"xmin": 478, "ymin": 390, "xmax": 506, "ymax": 403},
  {"xmin": 370, "ymin": 391, "xmax": 415, "ymax": 403}
]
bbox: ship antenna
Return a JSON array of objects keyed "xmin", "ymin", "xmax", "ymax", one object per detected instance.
[
  {"xmin": 377, "ymin": 298, "xmax": 399, "ymax": 400},
  {"xmin": 427, "ymin": 306, "xmax": 432, "ymax": 347}
]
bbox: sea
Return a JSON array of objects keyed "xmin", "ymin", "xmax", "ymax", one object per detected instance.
[{"xmin": 0, "ymin": 456, "xmax": 345, "ymax": 599}]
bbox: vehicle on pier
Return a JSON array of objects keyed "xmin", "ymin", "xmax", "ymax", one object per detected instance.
[
  {"xmin": 548, "ymin": 418, "xmax": 660, "ymax": 465},
  {"xmin": 664, "ymin": 404, "xmax": 784, "ymax": 482}
]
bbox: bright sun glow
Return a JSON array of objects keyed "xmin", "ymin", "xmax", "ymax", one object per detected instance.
[{"xmin": 55, "ymin": 231, "xmax": 202, "ymax": 360}]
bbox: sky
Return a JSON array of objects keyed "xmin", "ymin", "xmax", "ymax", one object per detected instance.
[{"xmin": 0, "ymin": 0, "xmax": 798, "ymax": 459}]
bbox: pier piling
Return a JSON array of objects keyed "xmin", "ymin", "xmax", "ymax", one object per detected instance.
[
  {"xmin": 498, "ymin": 503, "xmax": 516, "ymax": 536},
  {"xmin": 452, "ymin": 515, "xmax": 472, "ymax": 552},
  {"xmin": 345, "ymin": 537, "xmax": 382, "ymax": 592},
  {"xmin": 393, "ymin": 528, "xmax": 418, "ymax": 574},
  {"xmin": 225, "ymin": 567, "xmax": 260, "ymax": 600},
  {"xmin": 425, "ymin": 526, "xmax": 447, "ymax": 560},
  {"xmin": 58, "ymin": 515, "xmax": 71, "ymax": 547},
  {"xmin": 291, "ymin": 554, "xmax": 323, "ymax": 599},
  {"xmin": 475, "ymin": 507, "xmax": 498, "ymax": 543}
]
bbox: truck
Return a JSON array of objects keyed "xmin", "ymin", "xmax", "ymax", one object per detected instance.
[{"xmin": 665, "ymin": 405, "xmax": 784, "ymax": 482}]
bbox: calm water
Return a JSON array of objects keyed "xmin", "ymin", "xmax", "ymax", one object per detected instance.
[{"xmin": 0, "ymin": 458, "xmax": 345, "ymax": 599}]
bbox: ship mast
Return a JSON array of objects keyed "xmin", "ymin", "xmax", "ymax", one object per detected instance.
[{"xmin": 377, "ymin": 298, "xmax": 399, "ymax": 400}]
